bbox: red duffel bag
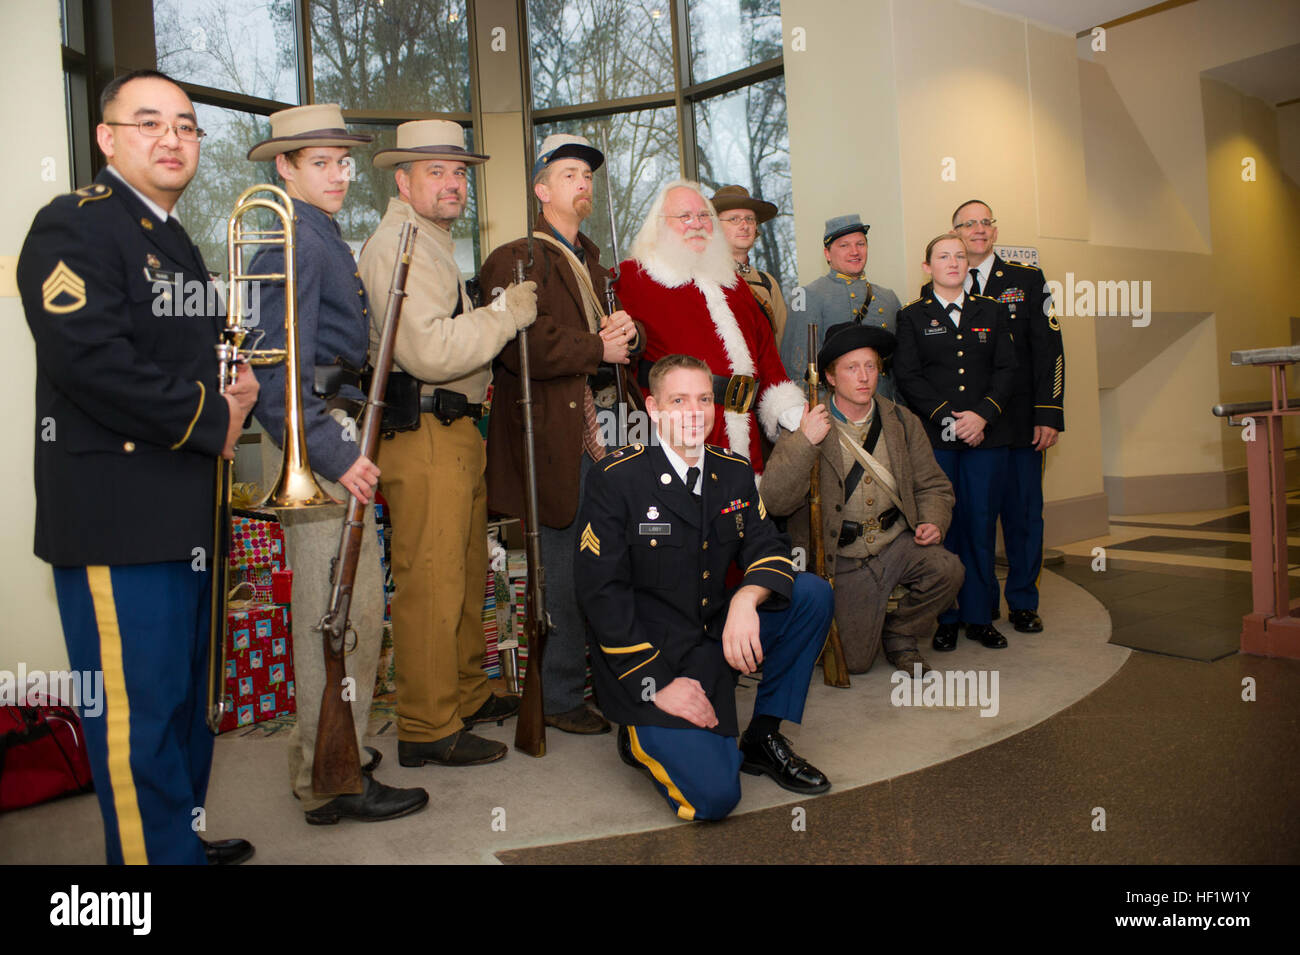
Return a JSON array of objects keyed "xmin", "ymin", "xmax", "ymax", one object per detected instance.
[{"xmin": 0, "ymin": 702, "xmax": 95, "ymax": 812}]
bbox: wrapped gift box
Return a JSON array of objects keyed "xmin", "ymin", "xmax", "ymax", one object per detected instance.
[
  {"xmin": 218, "ymin": 602, "xmax": 295, "ymax": 733},
  {"xmin": 229, "ymin": 514, "xmax": 286, "ymax": 604}
]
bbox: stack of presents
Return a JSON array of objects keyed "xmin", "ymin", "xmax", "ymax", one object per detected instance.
[{"xmin": 219, "ymin": 496, "xmax": 583, "ymax": 734}]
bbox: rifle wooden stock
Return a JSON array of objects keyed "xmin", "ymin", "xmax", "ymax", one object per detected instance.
[
  {"xmin": 311, "ymin": 221, "xmax": 417, "ymax": 795},
  {"xmin": 514, "ymin": 261, "xmax": 549, "ymax": 757},
  {"xmin": 807, "ymin": 324, "xmax": 851, "ymax": 688}
]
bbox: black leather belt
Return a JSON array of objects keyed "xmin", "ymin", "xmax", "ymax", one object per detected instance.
[
  {"xmin": 713, "ymin": 373, "xmax": 757, "ymax": 413},
  {"xmin": 420, "ymin": 388, "xmax": 483, "ymax": 425}
]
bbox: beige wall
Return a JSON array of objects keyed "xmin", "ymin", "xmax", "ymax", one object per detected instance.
[
  {"xmin": 784, "ymin": 0, "xmax": 1300, "ymax": 525},
  {"xmin": 1, "ymin": 1, "xmax": 71, "ymax": 672}
]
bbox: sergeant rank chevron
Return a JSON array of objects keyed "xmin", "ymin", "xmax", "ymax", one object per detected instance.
[{"xmin": 579, "ymin": 522, "xmax": 600, "ymax": 556}]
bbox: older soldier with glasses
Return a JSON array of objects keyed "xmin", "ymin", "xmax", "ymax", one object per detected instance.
[{"xmin": 950, "ymin": 200, "xmax": 1064, "ymax": 634}]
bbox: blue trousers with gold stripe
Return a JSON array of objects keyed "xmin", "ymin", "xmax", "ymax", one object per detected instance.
[
  {"xmin": 53, "ymin": 562, "xmax": 212, "ymax": 865},
  {"xmin": 990, "ymin": 446, "xmax": 1045, "ymax": 613},
  {"xmin": 626, "ymin": 572, "xmax": 832, "ymax": 821}
]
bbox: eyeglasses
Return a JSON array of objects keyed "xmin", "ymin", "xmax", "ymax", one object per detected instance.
[
  {"xmin": 718, "ymin": 214, "xmax": 757, "ymax": 226},
  {"xmin": 662, "ymin": 212, "xmax": 714, "ymax": 226},
  {"xmin": 954, "ymin": 217, "xmax": 996, "ymax": 230},
  {"xmin": 105, "ymin": 120, "xmax": 207, "ymax": 142}
]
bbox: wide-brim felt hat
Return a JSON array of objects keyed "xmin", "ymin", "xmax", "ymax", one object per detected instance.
[
  {"xmin": 533, "ymin": 133, "xmax": 604, "ymax": 178},
  {"xmin": 710, "ymin": 185, "xmax": 777, "ymax": 224},
  {"xmin": 372, "ymin": 119, "xmax": 489, "ymax": 169},
  {"xmin": 246, "ymin": 104, "xmax": 372, "ymax": 162},
  {"xmin": 818, "ymin": 321, "xmax": 896, "ymax": 382},
  {"xmin": 823, "ymin": 213, "xmax": 870, "ymax": 246}
]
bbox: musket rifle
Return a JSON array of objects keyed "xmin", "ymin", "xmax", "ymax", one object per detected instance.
[
  {"xmin": 513, "ymin": 0, "xmax": 548, "ymax": 757},
  {"xmin": 311, "ymin": 221, "xmax": 417, "ymax": 795},
  {"xmin": 807, "ymin": 323, "xmax": 851, "ymax": 688}
]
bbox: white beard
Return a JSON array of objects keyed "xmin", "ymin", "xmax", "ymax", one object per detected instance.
[{"xmin": 631, "ymin": 220, "xmax": 739, "ymax": 290}]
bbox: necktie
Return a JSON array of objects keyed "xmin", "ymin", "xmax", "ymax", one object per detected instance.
[
  {"xmin": 947, "ymin": 302, "xmax": 961, "ymax": 327},
  {"xmin": 968, "ymin": 269, "xmax": 981, "ymax": 295},
  {"xmin": 685, "ymin": 466, "xmax": 700, "ymax": 495}
]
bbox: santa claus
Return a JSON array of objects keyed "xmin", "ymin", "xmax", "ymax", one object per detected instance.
[{"xmin": 616, "ymin": 180, "xmax": 804, "ymax": 471}]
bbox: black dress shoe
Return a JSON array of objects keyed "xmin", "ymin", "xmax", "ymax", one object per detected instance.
[
  {"xmin": 304, "ymin": 775, "xmax": 429, "ymax": 826},
  {"xmin": 202, "ymin": 837, "xmax": 254, "ymax": 866},
  {"xmin": 361, "ymin": 746, "xmax": 382, "ymax": 774},
  {"xmin": 932, "ymin": 622, "xmax": 959, "ymax": 652},
  {"xmin": 545, "ymin": 704, "xmax": 611, "ymax": 734},
  {"xmin": 965, "ymin": 623, "xmax": 1008, "ymax": 648},
  {"xmin": 463, "ymin": 693, "xmax": 521, "ymax": 727},
  {"xmin": 1008, "ymin": 609, "xmax": 1043, "ymax": 633},
  {"xmin": 739, "ymin": 730, "xmax": 830, "ymax": 795},
  {"xmin": 398, "ymin": 730, "xmax": 506, "ymax": 767},
  {"xmin": 616, "ymin": 725, "xmax": 641, "ymax": 769}
]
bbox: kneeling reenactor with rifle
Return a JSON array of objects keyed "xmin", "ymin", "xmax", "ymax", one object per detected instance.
[{"xmin": 762, "ymin": 324, "xmax": 963, "ymax": 676}]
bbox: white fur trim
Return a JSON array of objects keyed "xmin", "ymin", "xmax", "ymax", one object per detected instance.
[
  {"xmin": 757, "ymin": 380, "xmax": 806, "ymax": 441},
  {"xmin": 723, "ymin": 409, "xmax": 751, "ymax": 460},
  {"xmin": 697, "ymin": 280, "xmax": 754, "ymax": 376}
]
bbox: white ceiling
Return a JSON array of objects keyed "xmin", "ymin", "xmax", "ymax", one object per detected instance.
[{"xmin": 964, "ymin": 0, "xmax": 1166, "ymax": 35}]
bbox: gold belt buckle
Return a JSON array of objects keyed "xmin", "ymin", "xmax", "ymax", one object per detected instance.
[{"xmin": 723, "ymin": 374, "xmax": 757, "ymax": 414}]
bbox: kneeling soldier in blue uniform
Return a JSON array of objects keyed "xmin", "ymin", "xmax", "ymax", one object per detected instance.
[{"xmin": 577, "ymin": 355, "xmax": 834, "ymax": 821}]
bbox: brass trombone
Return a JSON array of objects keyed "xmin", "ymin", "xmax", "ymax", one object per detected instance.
[{"xmin": 206, "ymin": 184, "xmax": 336, "ymax": 733}]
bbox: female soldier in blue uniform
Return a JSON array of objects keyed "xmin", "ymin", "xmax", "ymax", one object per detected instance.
[{"xmin": 893, "ymin": 234, "xmax": 1016, "ymax": 651}]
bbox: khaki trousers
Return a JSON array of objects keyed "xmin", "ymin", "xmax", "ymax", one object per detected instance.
[
  {"xmin": 276, "ymin": 477, "xmax": 385, "ymax": 811},
  {"xmin": 833, "ymin": 534, "xmax": 964, "ymax": 673},
  {"xmin": 378, "ymin": 415, "xmax": 491, "ymax": 743}
]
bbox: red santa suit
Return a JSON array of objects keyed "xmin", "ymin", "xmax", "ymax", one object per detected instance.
[{"xmin": 616, "ymin": 258, "xmax": 804, "ymax": 472}]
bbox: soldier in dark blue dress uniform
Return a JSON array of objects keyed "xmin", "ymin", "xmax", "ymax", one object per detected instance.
[
  {"xmin": 18, "ymin": 70, "xmax": 257, "ymax": 864},
  {"xmin": 894, "ymin": 234, "xmax": 1017, "ymax": 651},
  {"xmin": 951, "ymin": 200, "xmax": 1065, "ymax": 633},
  {"xmin": 577, "ymin": 355, "xmax": 834, "ymax": 821}
]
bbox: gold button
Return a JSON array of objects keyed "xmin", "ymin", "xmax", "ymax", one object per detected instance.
[
  {"xmin": 568, "ymin": 401, "xmax": 577, "ymax": 409},
  {"xmin": 958, "ymin": 368, "xmax": 965, "ymax": 374},
  {"xmin": 850, "ymin": 293, "xmax": 856, "ymax": 298},
  {"xmin": 711, "ymin": 473, "xmax": 717, "ymax": 481},
  {"xmin": 738, "ymin": 531, "xmax": 744, "ymax": 538},
  {"xmin": 354, "ymin": 271, "xmax": 360, "ymax": 278},
  {"xmin": 957, "ymin": 350, "xmax": 963, "ymax": 357},
  {"xmin": 867, "ymin": 535, "xmax": 875, "ymax": 543},
  {"xmin": 701, "ymin": 598, "xmax": 709, "ymax": 607},
  {"xmin": 864, "ymin": 477, "xmax": 872, "ymax": 484},
  {"xmin": 123, "ymin": 441, "xmax": 135, "ymax": 453},
  {"xmin": 357, "ymin": 289, "xmax": 364, "ymax": 296},
  {"xmin": 650, "ymin": 539, "xmax": 658, "ymax": 548},
  {"xmin": 958, "ymin": 385, "xmax": 966, "ymax": 392},
  {"xmin": 866, "ymin": 498, "xmax": 873, "ymax": 505},
  {"xmin": 702, "ymin": 541, "xmax": 709, "ymax": 550},
  {"xmin": 957, "ymin": 334, "xmax": 963, "ymax": 340},
  {"xmin": 702, "ymin": 570, "xmax": 710, "ymax": 579}
]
